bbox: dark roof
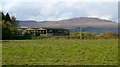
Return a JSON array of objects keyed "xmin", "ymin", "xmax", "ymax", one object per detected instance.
[{"xmin": 19, "ymin": 27, "xmax": 69, "ymax": 30}]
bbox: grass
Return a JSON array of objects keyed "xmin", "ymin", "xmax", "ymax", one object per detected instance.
[
  {"xmin": 2, "ymin": 39, "xmax": 118, "ymax": 65},
  {"xmin": 0, "ymin": 41, "xmax": 2, "ymax": 66}
]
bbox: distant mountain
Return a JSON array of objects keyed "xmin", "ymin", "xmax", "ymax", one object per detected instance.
[{"xmin": 17, "ymin": 17, "xmax": 118, "ymax": 33}]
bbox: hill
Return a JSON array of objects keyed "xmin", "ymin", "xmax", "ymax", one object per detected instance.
[{"xmin": 17, "ymin": 17, "xmax": 118, "ymax": 33}]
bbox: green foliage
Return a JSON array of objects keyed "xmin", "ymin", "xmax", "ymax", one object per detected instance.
[
  {"xmin": 5, "ymin": 13, "xmax": 11, "ymax": 22},
  {"xmin": 11, "ymin": 15, "xmax": 18, "ymax": 29},
  {"xmin": 2, "ymin": 21, "xmax": 15, "ymax": 39},
  {"xmin": 96, "ymin": 32, "xmax": 118, "ymax": 39},
  {"xmin": 1, "ymin": 12, "xmax": 5, "ymax": 21},
  {"xmin": 1, "ymin": 12, "xmax": 16, "ymax": 40},
  {"xmin": 31, "ymin": 32, "xmax": 118, "ymax": 40},
  {"xmin": 69, "ymin": 31, "xmax": 118, "ymax": 39}
]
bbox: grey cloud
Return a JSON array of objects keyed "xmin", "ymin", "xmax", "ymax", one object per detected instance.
[{"xmin": 1, "ymin": 2, "xmax": 118, "ymax": 22}]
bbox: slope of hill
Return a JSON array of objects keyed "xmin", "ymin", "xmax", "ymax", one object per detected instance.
[{"xmin": 17, "ymin": 17, "xmax": 118, "ymax": 33}]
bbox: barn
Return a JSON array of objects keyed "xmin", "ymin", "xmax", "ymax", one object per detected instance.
[{"xmin": 17, "ymin": 27, "xmax": 70, "ymax": 36}]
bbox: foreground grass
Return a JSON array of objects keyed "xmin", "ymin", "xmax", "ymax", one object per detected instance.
[
  {"xmin": 2, "ymin": 39, "xmax": 118, "ymax": 65},
  {"xmin": 0, "ymin": 41, "xmax": 2, "ymax": 66}
]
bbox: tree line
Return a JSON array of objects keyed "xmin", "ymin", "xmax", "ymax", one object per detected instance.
[
  {"xmin": 0, "ymin": 12, "xmax": 17, "ymax": 40},
  {"xmin": 32, "ymin": 32, "xmax": 119, "ymax": 39},
  {"xmin": 69, "ymin": 32, "xmax": 119, "ymax": 39}
]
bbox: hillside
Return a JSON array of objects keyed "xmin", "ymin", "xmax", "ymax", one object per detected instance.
[{"xmin": 17, "ymin": 17, "xmax": 118, "ymax": 33}]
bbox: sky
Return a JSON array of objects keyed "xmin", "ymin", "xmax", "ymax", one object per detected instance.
[{"xmin": 0, "ymin": 0, "xmax": 119, "ymax": 22}]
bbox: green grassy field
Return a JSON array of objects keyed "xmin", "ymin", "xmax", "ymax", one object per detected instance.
[
  {"xmin": 2, "ymin": 39, "xmax": 118, "ymax": 65},
  {"xmin": 0, "ymin": 41, "xmax": 2, "ymax": 66}
]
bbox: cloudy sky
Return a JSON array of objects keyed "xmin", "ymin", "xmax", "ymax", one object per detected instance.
[{"xmin": 0, "ymin": 0, "xmax": 119, "ymax": 22}]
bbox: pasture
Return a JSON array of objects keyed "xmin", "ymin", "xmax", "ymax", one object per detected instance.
[
  {"xmin": 2, "ymin": 39, "xmax": 118, "ymax": 65},
  {"xmin": 0, "ymin": 41, "xmax": 2, "ymax": 66}
]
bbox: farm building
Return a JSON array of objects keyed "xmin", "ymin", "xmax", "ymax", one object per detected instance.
[{"xmin": 17, "ymin": 27, "xmax": 70, "ymax": 36}]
